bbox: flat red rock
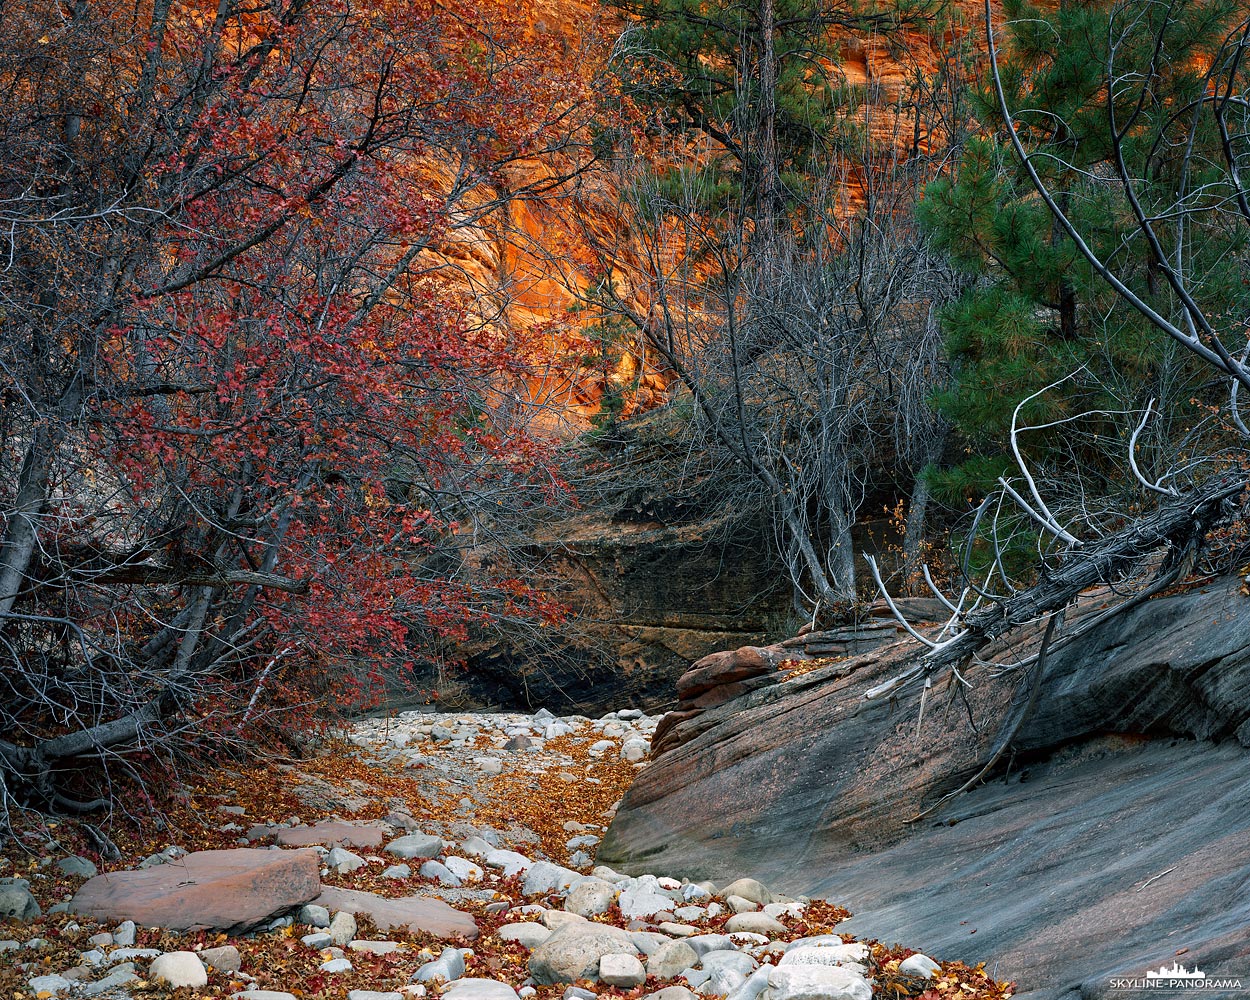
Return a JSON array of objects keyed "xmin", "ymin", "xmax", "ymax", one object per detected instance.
[
  {"xmin": 70, "ymin": 849, "xmax": 321, "ymax": 932},
  {"xmin": 272, "ymin": 822, "xmax": 386, "ymax": 849},
  {"xmin": 313, "ymin": 885, "xmax": 478, "ymax": 940}
]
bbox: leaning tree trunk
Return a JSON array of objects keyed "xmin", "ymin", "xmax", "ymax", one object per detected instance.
[{"xmin": 869, "ymin": 471, "xmax": 1248, "ymax": 699}]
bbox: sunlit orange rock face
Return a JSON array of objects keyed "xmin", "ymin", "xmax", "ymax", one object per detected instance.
[{"xmin": 426, "ymin": 0, "xmax": 994, "ymax": 434}]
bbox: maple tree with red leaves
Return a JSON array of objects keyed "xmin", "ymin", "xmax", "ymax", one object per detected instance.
[{"xmin": 0, "ymin": 0, "xmax": 597, "ymax": 822}]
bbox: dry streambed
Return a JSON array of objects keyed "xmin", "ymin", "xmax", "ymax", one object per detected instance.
[{"xmin": 0, "ymin": 709, "xmax": 1014, "ymax": 1000}]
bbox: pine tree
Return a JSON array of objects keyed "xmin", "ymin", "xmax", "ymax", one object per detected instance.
[{"xmin": 918, "ymin": 0, "xmax": 1249, "ymax": 509}]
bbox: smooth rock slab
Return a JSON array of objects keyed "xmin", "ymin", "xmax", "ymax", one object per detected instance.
[
  {"xmin": 70, "ymin": 849, "xmax": 320, "ymax": 932},
  {"xmin": 255, "ymin": 822, "xmax": 385, "ymax": 850},
  {"xmin": 313, "ymin": 885, "xmax": 477, "ymax": 939}
]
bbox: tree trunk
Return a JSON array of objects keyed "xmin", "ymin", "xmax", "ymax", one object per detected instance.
[{"xmin": 901, "ymin": 473, "xmax": 931, "ymax": 595}]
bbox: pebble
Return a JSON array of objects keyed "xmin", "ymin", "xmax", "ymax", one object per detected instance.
[
  {"xmin": 82, "ymin": 969, "xmax": 141, "ymax": 997},
  {"xmin": 150, "ymin": 951, "xmax": 209, "ymax": 988},
  {"xmin": 383, "ymin": 864, "xmax": 413, "ymax": 879},
  {"xmin": 201, "ymin": 945, "xmax": 243, "ymax": 972},
  {"xmin": 420, "ymin": 860, "xmax": 462, "ymax": 886},
  {"xmin": 498, "ymin": 923, "xmax": 553, "ymax": 949},
  {"xmin": 113, "ymin": 921, "xmax": 137, "ymax": 947},
  {"xmin": 442, "ymin": 980, "xmax": 520, "ymax": 1000},
  {"xmin": 444, "ymin": 856, "xmax": 484, "ymax": 882},
  {"xmin": 767, "ymin": 966, "xmax": 872, "ymax": 1000},
  {"xmin": 645, "ymin": 988, "xmax": 698, "ymax": 1000},
  {"xmin": 703, "ymin": 951, "xmax": 758, "ymax": 977},
  {"xmin": 326, "ymin": 847, "xmax": 366, "ymax": 874},
  {"xmin": 657, "ymin": 922, "xmax": 698, "ymax": 937},
  {"xmin": 0, "ymin": 880, "xmax": 40, "ymax": 922},
  {"xmin": 599, "ymin": 953, "xmax": 646, "ymax": 987},
  {"xmin": 898, "ymin": 954, "xmax": 941, "ymax": 978},
  {"xmin": 349, "ymin": 992, "xmax": 405, "ymax": 1000},
  {"xmin": 721, "ymin": 879, "xmax": 772, "ymax": 905},
  {"xmin": 28, "ymin": 974, "xmax": 73, "ymax": 995},
  {"xmin": 320, "ymin": 958, "xmax": 354, "ymax": 973},
  {"xmin": 725, "ymin": 913, "xmax": 787, "ymax": 935},
  {"xmin": 299, "ymin": 904, "xmax": 331, "ymax": 927},
  {"xmin": 350, "ymin": 940, "xmax": 402, "ymax": 955},
  {"xmin": 778, "ymin": 945, "xmax": 867, "ymax": 971},
  {"xmin": 56, "ymin": 856, "xmax": 98, "ymax": 878},
  {"xmin": 328, "ymin": 911, "xmax": 357, "ymax": 946},
  {"xmin": 565, "ymin": 879, "xmax": 616, "ymax": 917},
  {"xmin": 522, "ymin": 860, "xmax": 579, "ymax": 896},
  {"xmin": 233, "ymin": 992, "xmax": 298, "ymax": 1000},
  {"xmin": 483, "ymin": 849, "xmax": 532, "ymax": 878},
  {"xmin": 414, "ymin": 946, "xmax": 467, "ymax": 983},
  {"xmin": 302, "ymin": 932, "xmax": 334, "ymax": 949},
  {"xmin": 647, "ymin": 939, "xmax": 699, "ymax": 978},
  {"xmin": 386, "ymin": 833, "xmax": 444, "ymax": 860}
]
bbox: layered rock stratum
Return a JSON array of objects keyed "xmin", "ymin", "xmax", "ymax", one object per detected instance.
[{"xmin": 598, "ymin": 575, "xmax": 1250, "ymax": 997}]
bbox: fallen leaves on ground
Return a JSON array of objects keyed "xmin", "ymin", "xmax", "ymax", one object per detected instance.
[{"xmin": 0, "ymin": 718, "xmax": 1015, "ymax": 1000}]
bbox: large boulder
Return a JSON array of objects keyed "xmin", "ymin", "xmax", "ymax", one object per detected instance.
[
  {"xmin": 599, "ymin": 575, "xmax": 1250, "ymax": 997},
  {"xmin": 311, "ymin": 885, "xmax": 477, "ymax": 940},
  {"xmin": 70, "ymin": 849, "xmax": 320, "ymax": 932}
]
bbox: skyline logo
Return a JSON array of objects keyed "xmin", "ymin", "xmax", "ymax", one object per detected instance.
[
  {"xmin": 1147, "ymin": 963, "xmax": 1207, "ymax": 981},
  {"xmin": 1109, "ymin": 959, "xmax": 1243, "ymax": 992}
]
